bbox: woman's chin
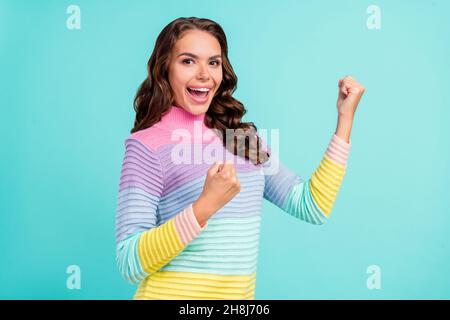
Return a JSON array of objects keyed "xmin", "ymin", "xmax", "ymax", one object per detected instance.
[{"xmin": 185, "ymin": 102, "xmax": 210, "ymax": 115}]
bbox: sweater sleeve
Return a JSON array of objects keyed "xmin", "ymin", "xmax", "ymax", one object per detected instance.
[
  {"xmin": 115, "ymin": 137, "xmax": 208, "ymax": 284},
  {"xmin": 262, "ymin": 134, "xmax": 351, "ymax": 224}
]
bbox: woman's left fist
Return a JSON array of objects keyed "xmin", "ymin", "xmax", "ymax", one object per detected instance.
[{"xmin": 336, "ymin": 76, "xmax": 365, "ymax": 118}]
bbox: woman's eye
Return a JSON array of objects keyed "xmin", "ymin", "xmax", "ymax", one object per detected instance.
[{"xmin": 182, "ymin": 59, "xmax": 221, "ymax": 66}]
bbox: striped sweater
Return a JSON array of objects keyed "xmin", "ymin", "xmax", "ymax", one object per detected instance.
[{"xmin": 115, "ymin": 105, "xmax": 351, "ymax": 300}]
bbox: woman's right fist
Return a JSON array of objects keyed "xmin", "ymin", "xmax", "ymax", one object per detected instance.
[{"xmin": 192, "ymin": 161, "xmax": 241, "ymax": 227}]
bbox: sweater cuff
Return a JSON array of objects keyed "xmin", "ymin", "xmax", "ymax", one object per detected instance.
[
  {"xmin": 325, "ymin": 134, "xmax": 352, "ymax": 167},
  {"xmin": 173, "ymin": 203, "xmax": 207, "ymax": 245}
]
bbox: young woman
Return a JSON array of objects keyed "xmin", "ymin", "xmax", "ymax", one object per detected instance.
[{"xmin": 115, "ymin": 17, "xmax": 365, "ymax": 300}]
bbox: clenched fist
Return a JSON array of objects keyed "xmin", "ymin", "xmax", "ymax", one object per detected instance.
[
  {"xmin": 192, "ymin": 160, "xmax": 241, "ymax": 227},
  {"xmin": 337, "ymin": 75, "xmax": 365, "ymax": 118}
]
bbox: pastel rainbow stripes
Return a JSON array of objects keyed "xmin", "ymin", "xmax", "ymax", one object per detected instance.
[{"xmin": 115, "ymin": 105, "xmax": 351, "ymax": 299}]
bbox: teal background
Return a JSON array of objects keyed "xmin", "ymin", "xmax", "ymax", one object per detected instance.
[{"xmin": 1, "ymin": 0, "xmax": 449, "ymax": 299}]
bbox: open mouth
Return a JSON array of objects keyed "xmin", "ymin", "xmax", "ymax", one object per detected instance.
[{"xmin": 186, "ymin": 87, "xmax": 211, "ymax": 102}]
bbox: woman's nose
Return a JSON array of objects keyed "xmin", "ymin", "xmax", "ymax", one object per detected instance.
[{"xmin": 196, "ymin": 64, "xmax": 210, "ymax": 80}]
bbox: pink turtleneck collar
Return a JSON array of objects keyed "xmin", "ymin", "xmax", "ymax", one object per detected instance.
[{"xmin": 159, "ymin": 105, "xmax": 206, "ymax": 129}]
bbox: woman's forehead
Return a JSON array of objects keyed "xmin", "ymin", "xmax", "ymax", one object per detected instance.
[{"xmin": 174, "ymin": 30, "xmax": 221, "ymax": 57}]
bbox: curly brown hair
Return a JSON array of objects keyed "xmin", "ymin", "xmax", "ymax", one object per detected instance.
[{"xmin": 131, "ymin": 17, "xmax": 269, "ymax": 165}]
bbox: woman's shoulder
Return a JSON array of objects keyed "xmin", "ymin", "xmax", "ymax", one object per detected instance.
[{"xmin": 125, "ymin": 123, "xmax": 173, "ymax": 152}]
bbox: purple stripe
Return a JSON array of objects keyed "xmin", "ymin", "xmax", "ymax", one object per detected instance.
[
  {"xmin": 118, "ymin": 138, "xmax": 164, "ymax": 197},
  {"xmin": 155, "ymin": 143, "xmax": 261, "ymax": 196}
]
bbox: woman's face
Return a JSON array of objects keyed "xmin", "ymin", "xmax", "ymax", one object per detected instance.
[{"xmin": 168, "ymin": 29, "xmax": 223, "ymax": 115}]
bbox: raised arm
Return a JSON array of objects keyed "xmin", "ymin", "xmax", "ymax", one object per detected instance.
[
  {"xmin": 263, "ymin": 133, "xmax": 351, "ymax": 224},
  {"xmin": 263, "ymin": 75, "xmax": 365, "ymax": 224}
]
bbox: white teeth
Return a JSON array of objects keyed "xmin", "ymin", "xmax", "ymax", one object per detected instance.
[{"xmin": 189, "ymin": 87, "xmax": 210, "ymax": 92}]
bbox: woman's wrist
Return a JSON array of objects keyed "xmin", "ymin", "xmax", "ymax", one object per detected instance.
[
  {"xmin": 192, "ymin": 195, "xmax": 213, "ymax": 228},
  {"xmin": 335, "ymin": 114, "xmax": 354, "ymax": 143}
]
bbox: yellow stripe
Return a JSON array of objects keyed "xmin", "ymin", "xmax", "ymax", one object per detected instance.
[
  {"xmin": 310, "ymin": 180, "xmax": 332, "ymax": 214},
  {"xmin": 311, "ymin": 172, "xmax": 333, "ymax": 203},
  {"xmin": 322, "ymin": 155, "xmax": 345, "ymax": 175},
  {"xmin": 310, "ymin": 155, "xmax": 346, "ymax": 216},
  {"xmin": 134, "ymin": 270, "xmax": 256, "ymax": 300},
  {"xmin": 315, "ymin": 161, "xmax": 340, "ymax": 190},
  {"xmin": 315, "ymin": 166, "xmax": 339, "ymax": 194},
  {"xmin": 135, "ymin": 291, "xmax": 255, "ymax": 300},
  {"xmin": 138, "ymin": 219, "xmax": 184, "ymax": 274}
]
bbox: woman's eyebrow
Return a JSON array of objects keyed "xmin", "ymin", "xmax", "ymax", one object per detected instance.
[{"xmin": 177, "ymin": 52, "xmax": 222, "ymax": 59}]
